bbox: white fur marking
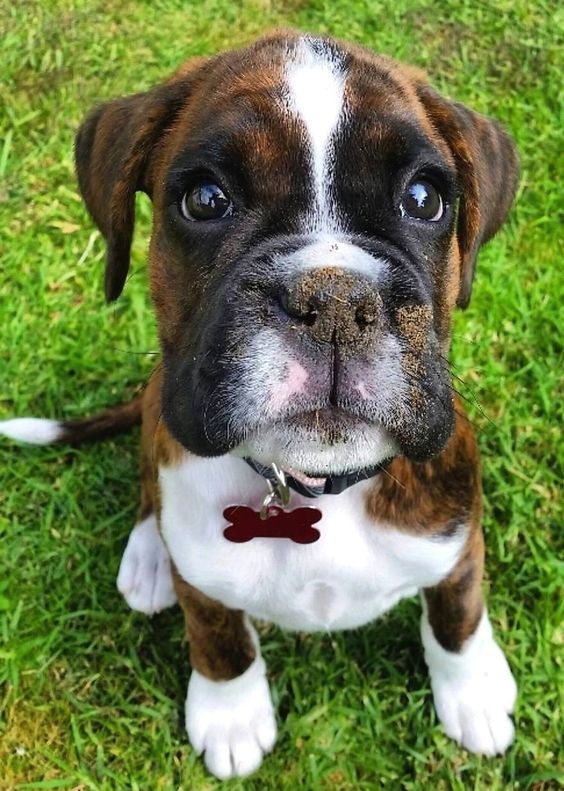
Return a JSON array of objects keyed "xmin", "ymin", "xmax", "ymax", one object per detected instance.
[
  {"xmin": 286, "ymin": 39, "xmax": 345, "ymax": 231},
  {"xmin": 278, "ymin": 238, "xmax": 388, "ymax": 278},
  {"xmin": 0, "ymin": 417, "xmax": 63, "ymax": 445},
  {"xmin": 241, "ymin": 418, "xmax": 398, "ymax": 477},
  {"xmin": 421, "ymin": 608, "xmax": 517, "ymax": 755},
  {"xmin": 185, "ymin": 624, "xmax": 276, "ymax": 779},
  {"xmin": 117, "ymin": 515, "xmax": 177, "ymax": 615},
  {"xmin": 160, "ymin": 455, "xmax": 467, "ymax": 632}
]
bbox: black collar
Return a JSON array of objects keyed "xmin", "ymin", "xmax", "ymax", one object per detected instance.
[{"xmin": 244, "ymin": 457, "xmax": 393, "ymax": 498}]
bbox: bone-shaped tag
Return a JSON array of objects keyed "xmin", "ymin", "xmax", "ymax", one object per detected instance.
[{"xmin": 223, "ymin": 505, "xmax": 322, "ymax": 544}]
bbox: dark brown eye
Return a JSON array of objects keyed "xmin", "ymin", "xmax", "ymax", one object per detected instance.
[
  {"xmin": 401, "ymin": 180, "xmax": 443, "ymax": 221},
  {"xmin": 180, "ymin": 181, "xmax": 233, "ymax": 221}
]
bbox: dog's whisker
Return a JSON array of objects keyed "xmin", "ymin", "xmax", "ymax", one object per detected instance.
[
  {"xmin": 107, "ymin": 347, "xmax": 160, "ymax": 356},
  {"xmin": 376, "ymin": 461, "xmax": 407, "ymax": 490}
]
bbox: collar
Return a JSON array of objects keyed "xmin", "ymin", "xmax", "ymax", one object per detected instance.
[{"xmin": 244, "ymin": 457, "xmax": 393, "ymax": 498}]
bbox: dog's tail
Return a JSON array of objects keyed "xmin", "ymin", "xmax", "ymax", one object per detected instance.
[{"xmin": 0, "ymin": 394, "xmax": 142, "ymax": 446}]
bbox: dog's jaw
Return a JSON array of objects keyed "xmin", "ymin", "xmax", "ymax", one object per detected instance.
[{"xmin": 236, "ymin": 416, "xmax": 398, "ymax": 477}]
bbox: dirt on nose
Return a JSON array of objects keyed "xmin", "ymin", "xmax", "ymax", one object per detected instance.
[{"xmin": 288, "ymin": 267, "xmax": 383, "ymax": 346}]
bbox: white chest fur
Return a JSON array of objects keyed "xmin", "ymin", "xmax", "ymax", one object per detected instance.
[{"xmin": 159, "ymin": 456, "xmax": 466, "ymax": 631}]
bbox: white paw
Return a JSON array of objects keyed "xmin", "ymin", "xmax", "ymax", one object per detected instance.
[
  {"xmin": 422, "ymin": 611, "xmax": 517, "ymax": 755},
  {"xmin": 186, "ymin": 655, "xmax": 277, "ymax": 779},
  {"xmin": 117, "ymin": 515, "xmax": 177, "ymax": 614}
]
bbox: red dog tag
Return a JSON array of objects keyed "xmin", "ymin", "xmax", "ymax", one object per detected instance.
[{"xmin": 223, "ymin": 504, "xmax": 322, "ymax": 544}]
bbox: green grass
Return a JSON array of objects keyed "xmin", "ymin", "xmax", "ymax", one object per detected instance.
[{"xmin": 0, "ymin": 0, "xmax": 562, "ymax": 788}]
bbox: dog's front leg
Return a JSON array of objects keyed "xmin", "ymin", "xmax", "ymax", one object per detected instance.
[
  {"xmin": 421, "ymin": 529, "xmax": 517, "ymax": 755},
  {"xmin": 172, "ymin": 568, "xmax": 277, "ymax": 779},
  {"xmin": 117, "ymin": 513, "xmax": 178, "ymax": 614}
]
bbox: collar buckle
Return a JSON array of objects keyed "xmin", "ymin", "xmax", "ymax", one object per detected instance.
[{"xmin": 260, "ymin": 463, "xmax": 291, "ymax": 519}]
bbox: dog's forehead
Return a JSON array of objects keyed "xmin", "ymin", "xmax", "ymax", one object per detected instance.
[
  {"xmin": 167, "ymin": 35, "xmax": 447, "ymax": 172},
  {"xmin": 212, "ymin": 35, "xmax": 426, "ymax": 121}
]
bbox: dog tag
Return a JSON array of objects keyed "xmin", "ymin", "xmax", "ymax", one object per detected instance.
[{"xmin": 223, "ymin": 504, "xmax": 322, "ymax": 544}]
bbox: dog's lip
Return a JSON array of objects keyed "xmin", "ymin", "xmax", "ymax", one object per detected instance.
[
  {"xmin": 274, "ymin": 406, "xmax": 368, "ymax": 434},
  {"xmin": 242, "ymin": 407, "xmax": 391, "ymax": 481},
  {"xmin": 272, "ymin": 407, "xmax": 371, "ymax": 485}
]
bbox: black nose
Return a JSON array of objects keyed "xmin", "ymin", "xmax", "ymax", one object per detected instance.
[{"xmin": 279, "ymin": 267, "xmax": 382, "ymax": 345}]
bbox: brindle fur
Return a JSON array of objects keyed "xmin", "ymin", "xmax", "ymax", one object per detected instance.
[
  {"xmin": 366, "ymin": 398, "xmax": 485, "ymax": 651},
  {"xmin": 172, "ymin": 565, "xmax": 257, "ymax": 680}
]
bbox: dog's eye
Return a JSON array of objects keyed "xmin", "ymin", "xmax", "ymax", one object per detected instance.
[
  {"xmin": 180, "ymin": 181, "xmax": 233, "ymax": 221},
  {"xmin": 401, "ymin": 180, "xmax": 443, "ymax": 221}
]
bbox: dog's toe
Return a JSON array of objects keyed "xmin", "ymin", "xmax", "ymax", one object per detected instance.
[
  {"xmin": 204, "ymin": 726, "xmax": 264, "ymax": 779},
  {"xmin": 186, "ymin": 655, "xmax": 277, "ymax": 779},
  {"xmin": 117, "ymin": 515, "xmax": 177, "ymax": 614},
  {"xmin": 430, "ymin": 637, "xmax": 517, "ymax": 755}
]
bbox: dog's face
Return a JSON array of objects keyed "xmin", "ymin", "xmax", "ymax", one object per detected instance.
[{"xmin": 76, "ymin": 32, "xmax": 517, "ymax": 477}]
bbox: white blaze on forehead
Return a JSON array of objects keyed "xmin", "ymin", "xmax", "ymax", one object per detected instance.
[{"xmin": 285, "ymin": 38, "xmax": 346, "ymax": 231}]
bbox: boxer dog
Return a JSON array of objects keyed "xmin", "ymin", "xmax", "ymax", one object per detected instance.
[{"xmin": 0, "ymin": 31, "xmax": 519, "ymax": 779}]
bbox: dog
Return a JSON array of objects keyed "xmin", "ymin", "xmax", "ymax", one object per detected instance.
[{"xmin": 0, "ymin": 31, "xmax": 519, "ymax": 780}]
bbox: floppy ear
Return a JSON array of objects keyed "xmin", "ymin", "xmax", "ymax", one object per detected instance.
[
  {"xmin": 416, "ymin": 85, "xmax": 519, "ymax": 308},
  {"xmin": 75, "ymin": 70, "xmax": 201, "ymax": 301}
]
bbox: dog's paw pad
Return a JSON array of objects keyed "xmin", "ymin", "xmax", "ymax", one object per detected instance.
[
  {"xmin": 117, "ymin": 515, "xmax": 177, "ymax": 614},
  {"xmin": 186, "ymin": 657, "xmax": 277, "ymax": 779},
  {"xmin": 430, "ymin": 639, "xmax": 517, "ymax": 755}
]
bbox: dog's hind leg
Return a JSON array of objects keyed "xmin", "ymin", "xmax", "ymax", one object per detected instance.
[{"xmin": 117, "ymin": 368, "xmax": 177, "ymax": 614}]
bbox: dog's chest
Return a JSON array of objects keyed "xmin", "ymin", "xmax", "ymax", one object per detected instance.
[{"xmin": 159, "ymin": 457, "xmax": 465, "ymax": 631}]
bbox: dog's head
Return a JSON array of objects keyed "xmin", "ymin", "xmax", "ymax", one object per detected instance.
[{"xmin": 76, "ymin": 32, "xmax": 518, "ymax": 478}]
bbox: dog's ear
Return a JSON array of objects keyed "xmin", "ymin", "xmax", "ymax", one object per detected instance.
[
  {"xmin": 416, "ymin": 85, "xmax": 519, "ymax": 308},
  {"xmin": 75, "ymin": 65, "xmax": 205, "ymax": 302}
]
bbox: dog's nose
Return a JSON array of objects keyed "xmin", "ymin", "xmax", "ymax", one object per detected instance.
[{"xmin": 279, "ymin": 267, "xmax": 382, "ymax": 345}]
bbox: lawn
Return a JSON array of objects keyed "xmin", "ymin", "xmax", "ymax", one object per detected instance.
[{"xmin": 0, "ymin": 0, "xmax": 562, "ymax": 788}]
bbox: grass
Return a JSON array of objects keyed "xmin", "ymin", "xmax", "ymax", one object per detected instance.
[{"xmin": 0, "ymin": 0, "xmax": 562, "ymax": 788}]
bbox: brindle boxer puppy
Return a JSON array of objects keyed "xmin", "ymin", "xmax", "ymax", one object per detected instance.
[{"xmin": 0, "ymin": 31, "xmax": 519, "ymax": 780}]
